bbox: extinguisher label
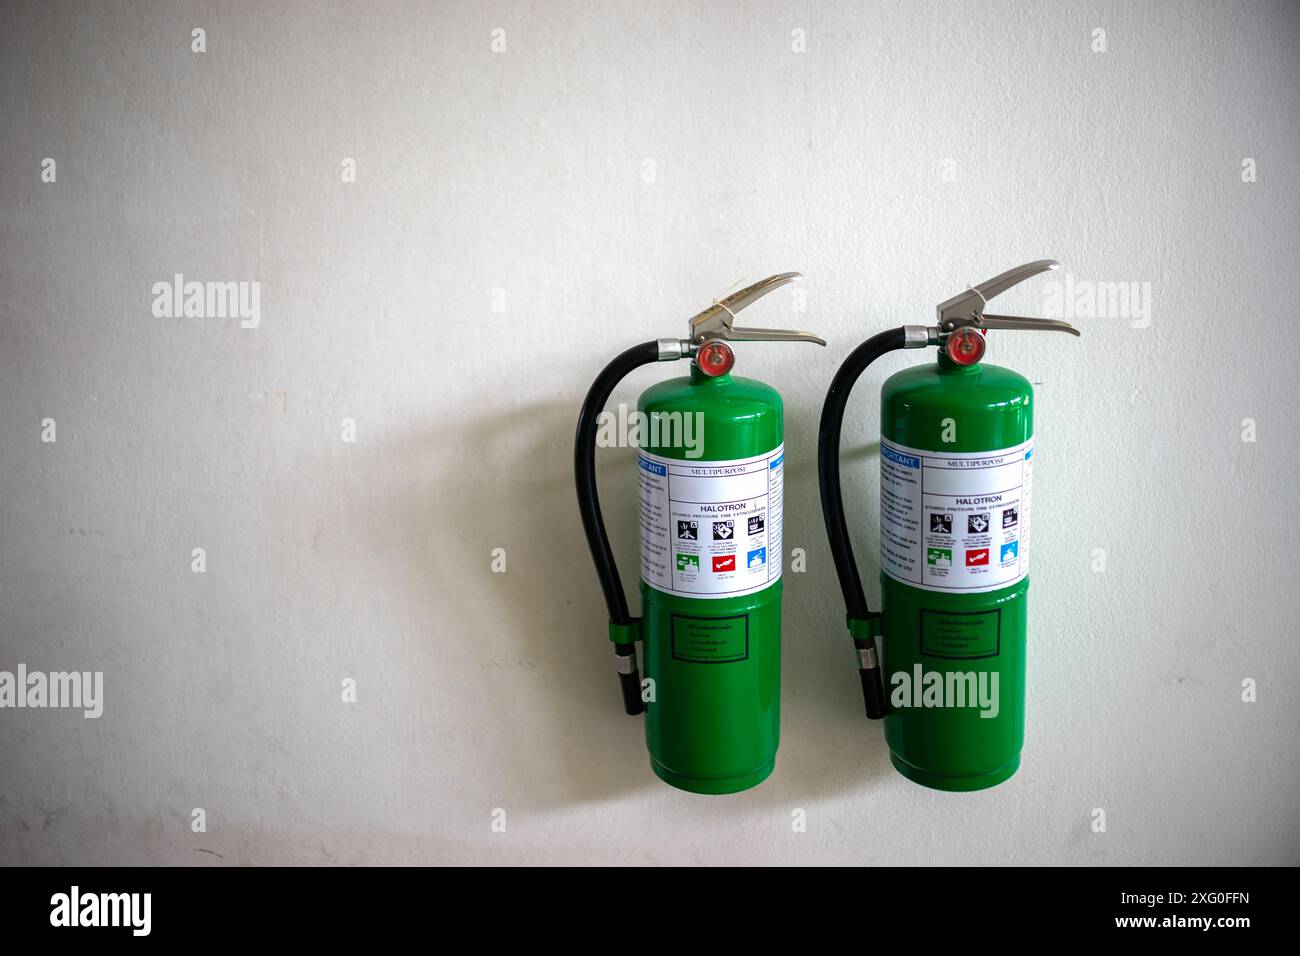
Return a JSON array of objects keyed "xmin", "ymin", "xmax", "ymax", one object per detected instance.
[
  {"xmin": 671, "ymin": 614, "xmax": 749, "ymax": 663},
  {"xmin": 880, "ymin": 437, "xmax": 1032, "ymax": 593},
  {"xmin": 637, "ymin": 444, "xmax": 784, "ymax": 599}
]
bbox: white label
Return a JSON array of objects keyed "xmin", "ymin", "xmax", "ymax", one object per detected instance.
[
  {"xmin": 880, "ymin": 437, "xmax": 1032, "ymax": 593},
  {"xmin": 638, "ymin": 444, "xmax": 783, "ymax": 599}
]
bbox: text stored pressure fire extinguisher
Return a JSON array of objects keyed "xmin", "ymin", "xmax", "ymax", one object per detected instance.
[
  {"xmin": 819, "ymin": 260, "xmax": 1079, "ymax": 791},
  {"xmin": 575, "ymin": 274, "xmax": 824, "ymax": 793}
]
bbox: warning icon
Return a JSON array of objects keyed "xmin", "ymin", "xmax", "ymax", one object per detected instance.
[
  {"xmin": 677, "ymin": 520, "xmax": 698, "ymax": 540},
  {"xmin": 1002, "ymin": 507, "xmax": 1019, "ymax": 529},
  {"xmin": 968, "ymin": 513, "xmax": 990, "ymax": 534},
  {"xmin": 747, "ymin": 514, "xmax": 765, "ymax": 535},
  {"xmin": 712, "ymin": 520, "xmax": 734, "ymax": 541},
  {"xmin": 930, "ymin": 513, "xmax": 953, "ymax": 534}
]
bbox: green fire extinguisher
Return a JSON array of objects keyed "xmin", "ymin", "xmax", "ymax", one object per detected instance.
[
  {"xmin": 818, "ymin": 260, "xmax": 1079, "ymax": 791},
  {"xmin": 575, "ymin": 274, "xmax": 824, "ymax": 794}
]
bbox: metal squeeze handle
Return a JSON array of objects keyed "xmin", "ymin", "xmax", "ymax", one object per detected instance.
[
  {"xmin": 688, "ymin": 273, "xmax": 826, "ymax": 346},
  {"xmin": 937, "ymin": 259, "xmax": 1080, "ymax": 337}
]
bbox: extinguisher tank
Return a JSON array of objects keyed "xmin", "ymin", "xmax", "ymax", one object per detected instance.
[
  {"xmin": 575, "ymin": 273, "xmax": 823, "ymax": 795},
  {"xmin": 879, "ymin": 353, "xmax": 1034, "ymax": 790},
  {"xmin": 638, "ymin": 367, "xmax": 786, "ymax": 793},
  {"xmin": 818, "ymin": 259, "xmax": 1079, "ymax": 793}
]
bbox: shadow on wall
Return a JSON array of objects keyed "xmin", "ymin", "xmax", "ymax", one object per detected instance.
[
  {"xmin": 377, "ymin": 396, "xmax": 894, "ymax": 809},
  {"xmin": 775, "ymin": 432, "xmax": 896, "ymax": 794},
  {"xmin": 373, "ymin": 398, "xmax": 650, "ymax": 809}
]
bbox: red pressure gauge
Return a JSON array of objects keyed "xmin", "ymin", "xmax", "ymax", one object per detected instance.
[
  {"xmin": 945, "ymin": 327, "xmax": 986, "ymax": 366},
  {"xmin": 696, "ymin": 340, "xmax": 735, "ymax": 377}
]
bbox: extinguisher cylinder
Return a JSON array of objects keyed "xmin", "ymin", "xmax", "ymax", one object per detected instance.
[
  {"xmin": 635, "ymin": 366, "xmax": 787, "ymax": 794},
  {"xmin": 877, "ymin": 354, "xmax": 1034, "ymax": 791}
]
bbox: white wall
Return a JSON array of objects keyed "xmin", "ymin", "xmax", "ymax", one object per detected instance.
[{"xmin": 2, "ymin": 0, "xmax": 1297, "ymax": 865}]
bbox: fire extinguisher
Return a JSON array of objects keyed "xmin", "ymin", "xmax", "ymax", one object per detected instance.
[
  {"xmin": 575, "ymin": 274, "xmax": 824, "ymax": 793},
  {"xmin": 818, "ymin": 260, "xmax": 1079, "ymax": 791}
]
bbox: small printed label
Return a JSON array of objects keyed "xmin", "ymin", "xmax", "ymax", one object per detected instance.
[
  {"xmin": 671, "ymin": 614, "xmax": 749, "ymax": 663},
  {"xmin": 639, "ymin": 444, "xmax": 783, "ymax": 599},
  {"xmin": 881, "ymin": 437, "xmax": 1032, "ymax": 593},
  {"xmin": 920, "ymin": 609, "xmax": 1001, "ymax": 659}
]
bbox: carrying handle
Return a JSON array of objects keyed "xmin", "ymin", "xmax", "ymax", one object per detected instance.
[
  {"xmin": 689, "ymin": 273, "xmax": 827, "ymax": 346},
  {"xmin": 977, "ymin": 314, "xmax": 1081, "ymax": 336},
  {"xmin": 936, "ymin": 259, "xmax": 1079, "ymax": 337}
]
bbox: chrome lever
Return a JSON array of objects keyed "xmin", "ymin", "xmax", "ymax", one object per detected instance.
[
  {"xmin": 973, "ymin": 259, "xmax": 1061, "ymax": 304},
  {"xmin": 935, "ymin": 259, "xmax": 1078, "ymax": 338},
  {"xmin": 688, "ymin": 273, "xmax": 826, "ymax": 346},
  {"xmin": 979, "ymin": 314, "xmax": 1081, "ymax": 336}
]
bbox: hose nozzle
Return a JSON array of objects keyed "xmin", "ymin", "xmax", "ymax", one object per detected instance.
[
  {"xmin": 614, "ymin": 643, "xmax": 643, "ymax": 716},
  {"xmin": 855, "ymin": 638, "xmax": 886, "ymax": 720}
]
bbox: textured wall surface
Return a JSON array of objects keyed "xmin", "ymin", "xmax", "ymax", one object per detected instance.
[{"xmin": 2, "ymin": 0, "xmax": 1297, "ymax": 866}]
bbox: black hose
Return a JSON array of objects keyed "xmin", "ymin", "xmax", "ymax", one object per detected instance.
[
  {"xmin": 817, "ymin": 327, "xmax": 909, "ymax": 719},
  {"xmin": 575, "ymin": 340, "xmax": 663, "ymax": 716}
]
